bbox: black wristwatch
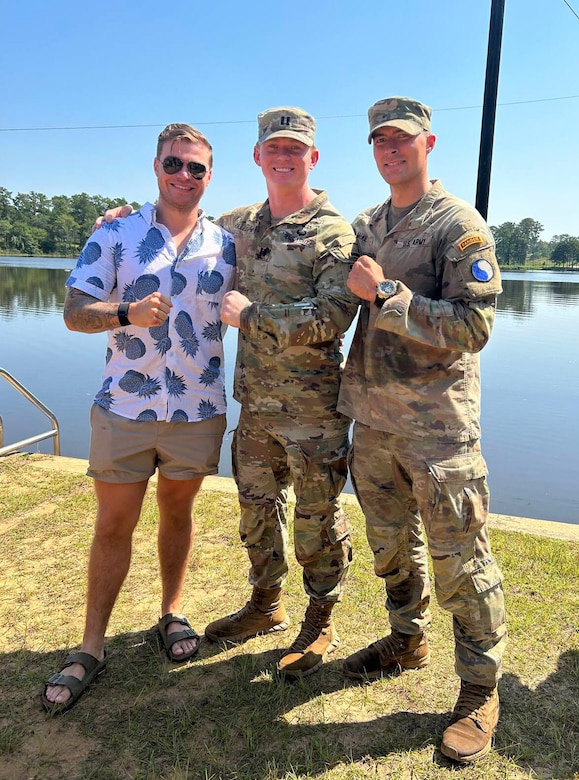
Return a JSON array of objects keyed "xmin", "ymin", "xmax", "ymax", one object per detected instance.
[
  {"xmin": 117, "ymin": 302, "xmax": 131, "ymax": 326},
  {"xmin": 374, "ymin": 279, "xmax": 397, "ymax": 309}
]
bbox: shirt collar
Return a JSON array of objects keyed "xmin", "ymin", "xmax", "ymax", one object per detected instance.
[
  {"xmin": 142, "ymin": 201, "xmax": 207, "ymax": 228},
  {"xmin": 374, "ymin": 180, "xmax": 444, "ymax": 229},
  {"xmin": 257, "ymin": 189, "xmax": 328, "ymax": 228}
]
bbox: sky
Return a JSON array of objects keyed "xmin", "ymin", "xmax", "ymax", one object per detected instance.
[{"xmin": 1, "ymin": 0, "xmax": 578, "ymax": 242}]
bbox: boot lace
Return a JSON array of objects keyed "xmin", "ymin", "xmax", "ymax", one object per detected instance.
[
  {"xmin": 450, "ymin": 683, "xmax": 495, "ymax": 729},
  {"xmin": 229, "ymin": 600, "xmax": 258, "ymax": 623},
  {"xmin": 372, "ymin": 631, "xmax": 409, "ymax": 662},
  {"xmin": 289, "ymin": 604, "xmax": 329, "ymax": 652}
]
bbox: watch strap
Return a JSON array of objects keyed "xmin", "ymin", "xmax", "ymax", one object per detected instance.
[
  {"xmin": 374, "ymin": 295, "xmax": 386, "ymax": 309},
  {"xmin": 117, "ymin": 302, "xmax": 131, "ymax": 326}
]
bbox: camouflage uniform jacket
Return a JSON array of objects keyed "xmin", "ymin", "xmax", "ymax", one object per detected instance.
[
  {"xmin": 217, "ymin": 190, "xmax": 358, "ymax": 418},
  {"xmin": 338, "ymin": 180, "xmax": 502, "ymax": 441}
]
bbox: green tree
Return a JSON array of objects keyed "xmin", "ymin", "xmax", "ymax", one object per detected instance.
[
  {"xmin": 51, "ymin": 214, "xmax": 80, "ymax": 255},
  {"xmin": 0, "ymin": 218, "xmax": 13, "ymax": 250},
  {"xmin": 0, "ymin": 187, "xmax": 14, "ymax": 220},
  {"xmin": 69, "ymin": 193, "xmax": 102, "ymax": 246},
  {"xmin": 491, "ymin": 222, "xmax": 526, "ymax": 265},
  {"xmin": 13, "ymin": 191, "xmax": 50, "ymax": 222},
  {"xmin": 490, "ymin": 218, "xmax": 544, "ymax": 266},
  {"xmin": 0, "ymin": 184, "xmax": 138, "ymax": 257},
  {"xmin": 551, "ymin": 236, "xmax": 579, "ymax": 269},
  {"xmin": 491, "ymin": 217, "xmax": 543, "ymax": 266},
  {"xmin": 517, "ymin": 218, "xmax": 543, "ymax": 260},
  {"xmin": 50, "ymin": 194, "xmax": 72, "ymax": 218},
  {"xmin": 9, "ymin": 222, "xmax": 41, "ymax": 255}
]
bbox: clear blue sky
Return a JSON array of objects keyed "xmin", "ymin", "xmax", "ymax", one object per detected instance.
[{"xmin": 2, "ymin": 0, "xmax": 578, "ymax": 241}]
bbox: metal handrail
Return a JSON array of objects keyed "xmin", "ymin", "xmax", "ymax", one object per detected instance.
[{"xmin": 0, "ymin": 368, "xmax": 60, "ymax": 456}]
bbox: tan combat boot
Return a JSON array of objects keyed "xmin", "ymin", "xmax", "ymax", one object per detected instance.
[
  {"xmin": 342, "ymin": 628, "xmax": 430, "ymax": 679},
  {"xmin": 277, "ymin": 600, "xmax": 339, "ymax": 678},
  {"xmin": 441, "ymin": 681, "xmax": 499, "ymax": 763},
  {"xmin": 204, "ymin": 587, "xmax": 289, "ymax": 644}
]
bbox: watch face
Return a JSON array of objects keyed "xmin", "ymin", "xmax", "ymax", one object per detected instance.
[{"xmin": 377, "ymin": 280, "xmax": 397, "ymax": 297}]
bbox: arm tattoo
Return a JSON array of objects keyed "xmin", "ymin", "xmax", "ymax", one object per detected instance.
[{"xmin": 64, "ymin": 288, "xmax": 120, "ymax": 333}]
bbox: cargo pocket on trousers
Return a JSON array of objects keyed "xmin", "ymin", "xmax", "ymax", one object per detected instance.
[
  {"xmin": 294, "ymin": 433, "xmax": 349, "ymax": 505},
  {"xmin": 464, "ymin": 557, "xmax": 506, "ymax": 634},
  {"xmin": 323, "ymin": 510, "xmax": 352, "ymax": 545},
  {"xmin": 426, "ymin": 451, "xmax": 490, "ymax": 536}
]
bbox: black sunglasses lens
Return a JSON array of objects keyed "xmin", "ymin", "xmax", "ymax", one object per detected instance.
[
  {"xmin": 162, "ymin": 156, "xmax": 183, "ymax": 174},
  {"xmin": 187, "ymin": 162, "xmax": 207, "ymax": 179},
  {"xmin": 162, "ymin": 157, "xmax": 206, "ymax": 179}
]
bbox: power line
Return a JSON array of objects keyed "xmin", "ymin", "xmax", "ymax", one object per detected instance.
[
  {"xmin": 1, "ymin": 94, "xmax": 579, "ymax": 133},
  {"xmin": 0, "ymin": 120, "xmax": 256, "ymax": 133},
  {"xmin": 562, "ymin": 0, "xmax": 579, "ymax": 21}
]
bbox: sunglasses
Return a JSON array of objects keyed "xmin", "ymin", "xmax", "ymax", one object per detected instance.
[{"xmin": 161, "ymin": 156, "xmax": 208, "ymax": 180}]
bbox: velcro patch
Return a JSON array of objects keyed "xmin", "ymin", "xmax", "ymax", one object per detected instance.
[
  {"xmin": 471, "ymin": 259, "xmax": 494, "ymax": 282},
  {"xmin": 458, "ymin": 234, "xmax": 485, "ymax": 252}
]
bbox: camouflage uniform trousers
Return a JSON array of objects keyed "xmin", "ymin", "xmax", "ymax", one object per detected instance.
[
  {"xmin": 232, "ymin": 407, "xmax": 353, "ymax": 602},
  {"xmin": 350, "ymin": 421, "xmax": 507, "ymax": 687}
]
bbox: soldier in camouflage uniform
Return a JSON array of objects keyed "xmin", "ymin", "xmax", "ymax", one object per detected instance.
[
  {"xmin": 338, "ymin": 98, "xmax": 507, "ymax": 763},
  {"xmin": 204, "ymin": 107, "xmax": 359, "ymax": 677}
]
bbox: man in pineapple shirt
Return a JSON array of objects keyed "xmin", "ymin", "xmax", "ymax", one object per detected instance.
[
  {"xmin": 42, "ymin": 123, "xmax": 235, "ymax": 713},
  {"xmin": 205, "ymin": 107, "xmax": 359, "ymax": 677},
  {"xmin": 339, "ymin": 97, "xmax": 507, "ymax": 763}
]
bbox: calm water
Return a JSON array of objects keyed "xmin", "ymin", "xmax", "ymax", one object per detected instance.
[{"xmin": 1, "ymin": 258, "xmax": 578, "ymax": 526}]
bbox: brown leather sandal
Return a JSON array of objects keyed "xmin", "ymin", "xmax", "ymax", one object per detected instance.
[
  {"xmin": 158, "ymin": 613, "xmax": 200, "ymax": 662},
  {"xmin": 41, "ymin": 651, "xmax": 107, "ymax": 714}
]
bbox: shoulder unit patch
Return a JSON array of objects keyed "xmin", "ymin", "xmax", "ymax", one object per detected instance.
[{"xmin": 471, "ymin": 259, "xmax": 494, "ymax": 282}]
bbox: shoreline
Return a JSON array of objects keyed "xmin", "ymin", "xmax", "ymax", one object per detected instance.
[
  {"xmin": 2, "ymin": 253, "xmax": 578, "ymax": 273},
  {"xmin": 21, "ymin": 453, "xmax": 579, "ymax": 544}
]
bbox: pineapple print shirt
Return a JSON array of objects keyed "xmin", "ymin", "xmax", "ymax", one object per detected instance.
[{"xmin": 66, "ymin": 203, "xmax": 236, "ymax": 423}]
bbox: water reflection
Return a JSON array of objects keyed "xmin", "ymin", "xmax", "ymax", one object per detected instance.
[
  {"xmin": 0, "ymin": 266, "xmax": 66, "ymax": 318},
  {"xmin": 4, "ymin": 264, "xmax": 578, "ymax": 319},
  {"xmin": 0, "ymin": 259, "xmax": 578, "ymax": 525},
  {"xmin": 499, "ymin": 276, "xmax": 579, "ymax": 318}
]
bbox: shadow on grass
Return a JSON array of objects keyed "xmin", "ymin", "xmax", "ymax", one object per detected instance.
[
  {"xmin": 496, "ymin": 649, "xmax": 578, "ymax": 776},
  {"xmin": 0, "ymin": 629, "xmax": 577, "ymax": 780}
]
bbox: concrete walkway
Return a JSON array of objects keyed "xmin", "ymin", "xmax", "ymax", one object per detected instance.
[{"xmin": 25, "ymin": 454, "xmax": 579, "ymax": 543}]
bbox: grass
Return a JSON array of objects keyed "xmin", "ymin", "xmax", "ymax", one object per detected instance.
[{"xmin": 0, "ymin": 453, "xmax": 577, "ymax": 780}]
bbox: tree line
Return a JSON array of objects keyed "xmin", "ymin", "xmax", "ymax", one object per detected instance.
[
  {"xmin": 490, "ymin": 218, "xmax": 579, "ymax": 269},
  {"xmin": 1, "ymin": 187, "xmax": 578, "ymax": 268},
  {"xmin": 0, "ymin": 187, "xmax": 140, "ymax": 257}
]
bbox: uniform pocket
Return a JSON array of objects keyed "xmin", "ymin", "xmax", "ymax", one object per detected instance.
[
  {"xmin": 426, "ymin": 451, "xmax": 489, "ymax": 536},
  {"xmin": 294, "ymin": 432, "xmax": 349, "ymax": 505},
  {"xmin": 463, "ymin": 557, "xmax": 505, "ymax": 634},
  {"xmin": 324, "ymin": 510, "xmax": 352, "ymax": 545}
]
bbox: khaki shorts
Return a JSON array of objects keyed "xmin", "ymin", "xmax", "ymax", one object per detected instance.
[{"xmin": 87, "ymin": 404, "xmax": 226, "ymax": 483}]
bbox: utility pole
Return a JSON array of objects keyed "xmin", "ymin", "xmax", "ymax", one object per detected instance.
[{"xmin": 475, "ymin": 0, "xmax": 506, "ymax": 220}]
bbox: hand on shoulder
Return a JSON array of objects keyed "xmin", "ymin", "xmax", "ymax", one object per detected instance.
[{"xmin": 92, "ymin": 204, "xmax": 135, "ymax": 233}]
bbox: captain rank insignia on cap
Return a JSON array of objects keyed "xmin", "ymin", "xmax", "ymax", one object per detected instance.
[{"xmin": 257, "ymin": 107, "xmax": 316, "ymax": 146}]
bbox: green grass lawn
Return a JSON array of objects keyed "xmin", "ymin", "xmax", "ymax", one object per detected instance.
[{"xmin": 0, "ymin": 453, "xmax": 577, "ymax": 780}]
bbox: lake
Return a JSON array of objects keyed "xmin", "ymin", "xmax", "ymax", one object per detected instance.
[{"xmin": 0, "ymin": 258, "xmax": 578, "ymax": 526}]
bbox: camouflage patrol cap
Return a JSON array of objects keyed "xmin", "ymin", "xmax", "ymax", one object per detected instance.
[
  {"xmin": 257, "ymin": 106, "xmax": 316, "ymax": 146},
  {"xmin": 367, "ymin": 97, "xmax": 432, "ymax": 143}
]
